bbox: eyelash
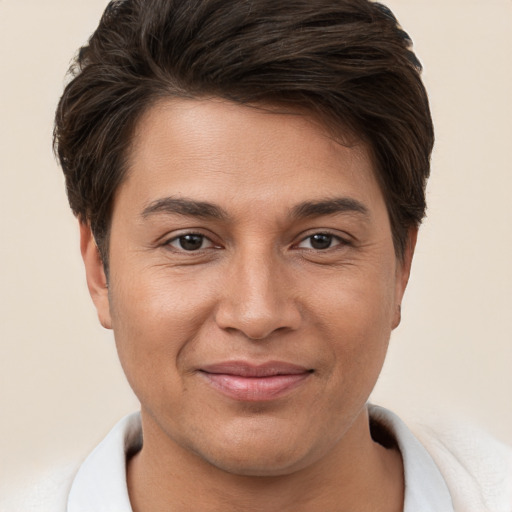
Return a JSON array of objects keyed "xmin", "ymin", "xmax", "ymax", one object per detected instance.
[
  {"xmin": 164, "ymin": 231, "xmax": 349, "ymax": 253},
  {"xmin": 165, "ymin": 232, "xmax": 217, "ymax": 252},
  {"xmin": 295, "ymin": 232, "xmax": 348, "ymax": 251}
]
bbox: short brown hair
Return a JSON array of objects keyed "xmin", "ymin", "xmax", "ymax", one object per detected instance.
[{"xmin": 54, "ymin": 0, "xmax": 434, "ymax": 267}]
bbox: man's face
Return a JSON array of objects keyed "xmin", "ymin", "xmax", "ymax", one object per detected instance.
[{"xmin": 83, "ymin": 98, "xmax": 412, "ymax": 476}]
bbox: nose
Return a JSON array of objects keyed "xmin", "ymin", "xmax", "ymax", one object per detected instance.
[{"xmin": 214, "ymin": 249, "xmax": 302, "ymax": 340}]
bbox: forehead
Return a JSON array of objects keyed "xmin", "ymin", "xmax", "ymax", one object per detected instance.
[{"xmin": 119, "ymin": 97, "xmax": 383, "ymax": 217}]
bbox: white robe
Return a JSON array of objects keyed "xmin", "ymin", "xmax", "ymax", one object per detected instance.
[{"xmin": 3, "ymin": 405, "xmax": 511, "ymax": 512}]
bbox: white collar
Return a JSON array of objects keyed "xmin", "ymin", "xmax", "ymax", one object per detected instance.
[
  {"xmin": 368, "ymin": 404, "xmax": 454, "ymax": 512},
  {"xmin": 67, "ymin": 412, "xmax": 141, "ymax": 512},
  {"xmin": 67, "ymin": 406, "xmax": 454, "ymax": 511}
]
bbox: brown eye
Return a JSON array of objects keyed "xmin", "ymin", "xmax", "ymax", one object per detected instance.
[
  {"xmin": 310, "ymin": 234, "xmax": 333, "ymax": 249},
  {"xmin": 297, "ymin": 233, "xmax": 342, "ymax": 250},
  {"xmin": 169, "ymin": 234, "xmax": 210, "ymax": 251}
]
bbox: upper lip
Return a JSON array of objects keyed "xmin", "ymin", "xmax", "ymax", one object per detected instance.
[{"xmin": 199, "ymin": 361, "xmax": 313, "ymax": 377}]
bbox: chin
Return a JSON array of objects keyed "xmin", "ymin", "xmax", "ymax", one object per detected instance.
[
  {"xmin": 203, "ymin": 450, "xmax": 308, "ymax": 478},
  {"xmin": 189, "ymin": 428, "xmax": 318, "ymax": 478}
]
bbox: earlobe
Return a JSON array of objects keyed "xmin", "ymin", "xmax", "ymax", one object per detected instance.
[
  {"xmin": 79, "ymin": 221, "xmax": 112, "ymax": 329},
  {"xmin": 393, "ymin": 304, "xmax": 402, "ymax": 329},
  {"xmin": 392, "ymin": 227, "xmax": 418, "ymax": 330}
]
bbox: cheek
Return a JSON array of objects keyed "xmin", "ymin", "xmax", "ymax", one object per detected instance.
[
  {"xmin": 110, "ymin": 262, "xmax": 217, "ymax": 330},
  {"xmin": 107, "ymin": 268, "xmax": 217, "ymax": 396},
  {"xmin": 312, "ymin": 259, "xmax": 397, "ymax": 337},
  {"xmin": 311, "ymin": 260, "xmax": 397, "ymax": 386}
]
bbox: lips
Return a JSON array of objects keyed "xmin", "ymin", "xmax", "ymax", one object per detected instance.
[{"xmin": 198, "ymin": 361, "xmax": 313, "ymax": 401}]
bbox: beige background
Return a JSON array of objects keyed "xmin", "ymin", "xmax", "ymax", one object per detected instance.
[{"xmin": 1, "ymin": 0, "xmax": 511, "ymax": 491}]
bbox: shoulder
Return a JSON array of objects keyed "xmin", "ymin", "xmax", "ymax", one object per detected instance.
[
  {"xmin": 369, "ymin": 404, "xmax": 512, "ymax": 512},
  {"xmin": 0, "ymin": 461, "xmax": 79, "ymax": 512},
  {"xmin": 0, "ymin": 413, "xmax": 140, "ymax": 512},
  {"xmin": 411, "ymin": 417, "xmax": 512, "ymax": 512}
]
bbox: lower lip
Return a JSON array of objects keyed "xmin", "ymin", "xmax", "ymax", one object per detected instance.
[{"xmin": 200, "ymin": 372, "xmax": 311, "ymax": 401}]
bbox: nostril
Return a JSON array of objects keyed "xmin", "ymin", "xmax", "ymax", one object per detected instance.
[{"xmin": 215, "ymin": 307, "xmax": 300, "ymax": 341}]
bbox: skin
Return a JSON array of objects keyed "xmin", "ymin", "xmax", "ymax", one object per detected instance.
[{"xmin": 81, "ymin": 98, "xmax": 415, "ymax": 512}]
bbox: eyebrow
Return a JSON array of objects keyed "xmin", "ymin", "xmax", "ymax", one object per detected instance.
[
  {"xmin": 290, "ymin": 197, "xmax": 369, "ymax": 220},
  {"xmin": 141, "ymin": 197, "xmax": 228, "ymax": 220},
  {"xmin": 140, "ymin": 196, "xmax": 369, "ymax": 222}
]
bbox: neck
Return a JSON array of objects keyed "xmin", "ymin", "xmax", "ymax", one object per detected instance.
[{"xmin": 127, "ymin": 407, "xmax": 404, "ymax": 512}]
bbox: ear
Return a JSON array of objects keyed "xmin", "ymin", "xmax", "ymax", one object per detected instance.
[
  {"xmin": 79, "ymin": 221, "xmax": 112, "ymax": 329},
  {"xmin": 392, "ymin": 227, "xmax": 418, "ymax": 330}
]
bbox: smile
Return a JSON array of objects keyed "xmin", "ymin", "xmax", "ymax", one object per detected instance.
[{"xmin": 198, "ymin": 361, "xmax": 314, "ymax": 401}]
